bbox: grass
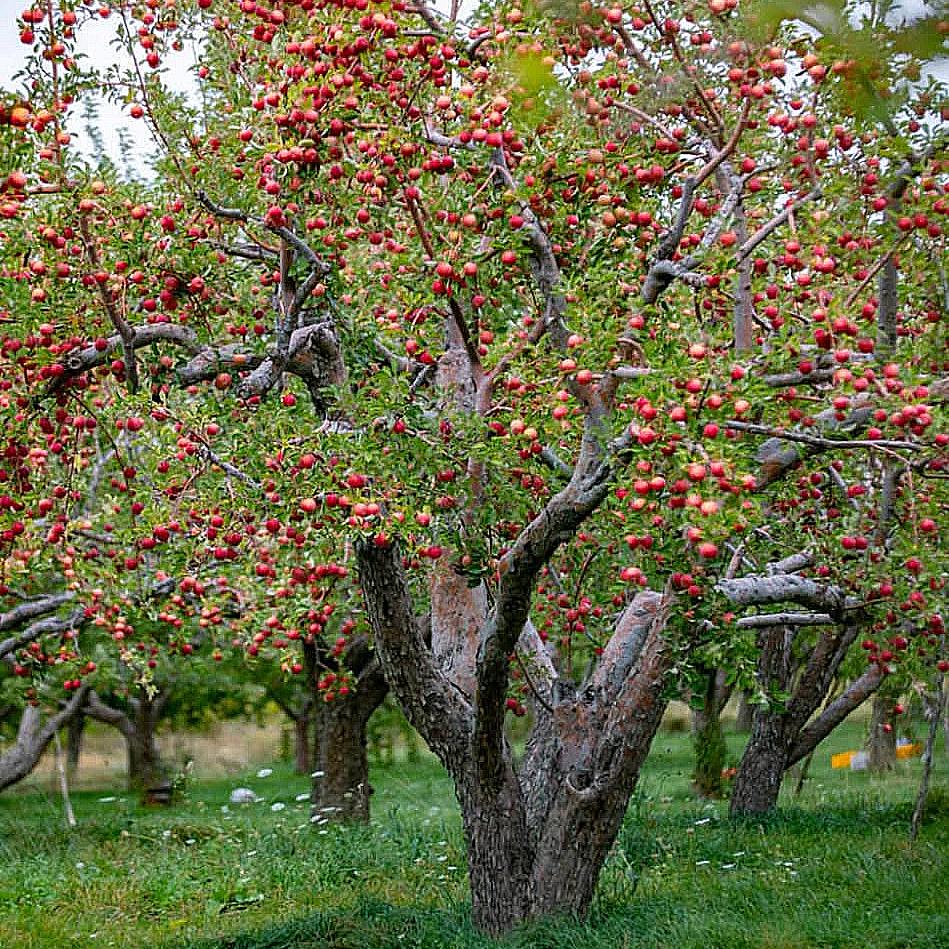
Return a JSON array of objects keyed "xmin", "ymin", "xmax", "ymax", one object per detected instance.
[{"xmin": 0, "ymin": 720, "xmax": 946, "ymax": 949}]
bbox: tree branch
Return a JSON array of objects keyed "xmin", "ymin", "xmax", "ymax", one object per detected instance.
[
  {"xmin": 727, "ymin": 419, "xmax": 919, "ymax": 454},
  {"xmin": 787, "ymin": 664, "xmax": 884, "ymax": 766},
  {"xmin": 356, "ymin": 540, "xmax": 470, "ymax": 774},
  {"xmin": 0, "ymin": 608, "xmax": 86, "ymax": 664},
  {"xmin": 717, "ymin": 574, "xmax": 849, "ymax": 616},
  {"xmin": 736, "ymin": 612, "xmax": 835, "ymax": 629},
  {"xmin": 0, "ymin": 593, "xmax": 75, "ymax": 632}
]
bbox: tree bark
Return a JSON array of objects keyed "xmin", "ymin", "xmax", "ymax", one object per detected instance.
[
  {"xmin": 310, "ymin": 663, "xmax": 387, "ymax": 822},
  {"xmin": 66, "ymin": 710, "xmax": 85, "ymax": 781},
  {"xmin": 693, "ymin": 705, "xmax": 727, "ymax": 798},
  {"xmin": 458, "ymin": 767, "xmax": 535, "ymax": 933},
  {"xmin": 691, "ymin": 669, "xmax": 730, "ymax": 798},
  {"xmin": 85, "ymin": 690, "xmax": 171, "ymax": 801},
  {"xmin": 0, "ymin": 688, "xmax": 89, "ymax": 793},
  {"xmin": 730, "ymin": 624, "xmax": 794, "ymax": 816},
  {"xmin": 358, "ymin": 539, "xmax": 673, "ymax": 935},
  {"xmin": 125, "ymin": 708, "xmax": 165, "ymax": 793},
  {"xmin": 730, "ymin": 622, "xmax": 883, "ymax": 816},
  {"xmin": 735, "ymin": 690, "xmax": 754, "ymax": 732},
  {"xmin": 730, "ymin": 709, "xmax": 792, "ymax": 815},
  {"xmin": 293, "ymin": 713, "xmax": 312, "ymax": 775},
  {"xmin": 867, "ymin": 693, "xmax": 897, "ymax": 771}
]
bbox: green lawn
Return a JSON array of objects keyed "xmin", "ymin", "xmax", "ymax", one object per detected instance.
[{"xmin": 1, "ymin": 721, "xmax": 946, "ymax": 949}]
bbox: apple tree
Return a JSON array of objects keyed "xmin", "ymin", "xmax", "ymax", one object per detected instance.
[{"xmin": 2, "ymin": 0, "xmax": 946, "ymax": 935}]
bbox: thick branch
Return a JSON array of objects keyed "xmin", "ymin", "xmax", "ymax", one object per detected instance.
[
  {"xmin": 53, "ymin": 324, "xmax": 202, "ymax": 391},
  {"xmin": 718, "ymin": 574, "xmax": 848, "ymax": 615},
  {"xmin": 356, "ymin": 540, "xmax": 470, "ymax": 773},
  {"xmin": 736, "ymin": 612, "xmax": 835, "ymax": 629},
  {"xmin": 763, "ymin": 367, "xmax": 836, "ymax": 388},
  {"xmin": 0, "ymin": 593, "xmax": 75, "ymax": 632},
  {"xmin": 83, "ymin": 690, "xmax": 135, "ymax": 739},
  {"xmin": 876, "ymin": 254, "xmax": 899, "ymax": 352},
  {"xmin": 586, "ymin": 590, "xmax": 666, "ymax": 700},
  {"xmin": 787, "ymin": 664, "xmax": 884, "ymax": 766},
  {"xmin": 474, "ymin": 469, "xmax": 611, "ymax": 784},
  {"xmin": 0, "ymin": 608, "xmax": 86, "ymax": 664},
  {"xmin": 0, "ymin": 686, "xmax": 90, "ymax": 793}
]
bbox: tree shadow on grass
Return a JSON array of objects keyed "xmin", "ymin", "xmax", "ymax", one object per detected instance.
[
  {"xmin": 173, "ymin": 898, "xmax": 681, "ymax": 949},
  {"xmin": 178, "ymin": 900, "xmax": 481, "ymax": 949}
]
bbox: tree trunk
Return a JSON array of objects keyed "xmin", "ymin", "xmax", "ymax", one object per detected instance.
[
  {"xmin": 461, "ymin": 706, "xmax": 665, "ymax": 936},
  {"xmin": 730, "ymin": 711, "xmax": 791, "ymax": 816},
  {"xmin": 691, "ymin": 669, "xmax": 729, "ymax": 798},
  {"xmin": 292, "ymin": 713, "xmax": 311, "ymax": 775},
  {"xmin": 867, "ymin": 693, "xmax": 897, "ymax": 771},
  {"xmin": 0, "ymin": 689, "xmax": 89, "ymax": 793},
  {"xmin": 358, "ymin": 540, "xmax": 674, "ymax": 936},
  {"xmin": 529, "ymin": 766, "xmax": 646, "ymax": 921},
  {"xmin": 693, "ymin": 705, "xmax": 727, "ymax": 798},
  {"xmin": 310, "ymin": 666, "xmax": 387, "ymax": 822},
  {"xmin": 85, "ymin": 690, "xmax": 170, "ymax": 802},
  {"xmin": 730, "ymin": 624, "xmax": 793, "ymax": 816},
  {"xmin": 125, "ymin": 698, "xmax": 166, "ymax": 794},
  {"xmin": 735, "ymin": 690, "xmax": 754, "ymax": 732},
  {"xmin": 459, "ymin": 771, "xmax": 535, "ymax": 934},
  {"xmin": 66, "ymin": 710, "xmax": 85, "ymax": 780}
]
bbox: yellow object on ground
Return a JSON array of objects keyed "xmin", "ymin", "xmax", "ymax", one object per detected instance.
[
  {"xmin": 832, "ymin": 743, "xmax": 923, "ymax": 769},
  {"xmin": 896, "ymin": 743, "xmax": 923, "ymax": 759}
]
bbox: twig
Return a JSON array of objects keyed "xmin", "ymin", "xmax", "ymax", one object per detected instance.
[{"xmin": 725, "ymin": 420, "xmax": 920, "ymax": 453}]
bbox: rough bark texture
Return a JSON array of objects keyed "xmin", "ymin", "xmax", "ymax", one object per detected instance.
[
  {"xmin": 730, "ymin": 707, "xmax": 792, "ymax": 815},
  {"xmin": 867, "ymin": 694, "xmax": 897, "ymax": 772},
  {"xmin": 730, "ymin": 625, "xmax": 794, "ymax": 815},
  {"xmin": 0, "ymin": 688, "xmax": 89, "ymax": 793},
  {"xmin": 358, "ymin": 540, "xmax": 673, "ymax": 935},
  {"xmin": 125, "ymin": 701, "xmax": 166, "ymax": 794},
  {"xmin": 310, "ymin": 663, "xmax": 387, "ymax": 822},
  {"xmin": 730, "ymin": 621, "xmax": 883, "ymax": 816}
]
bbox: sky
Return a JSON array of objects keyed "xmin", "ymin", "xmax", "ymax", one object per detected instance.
[{"xmin": 0, "ymin": 0, "xmax": 193, "ymax": 171}]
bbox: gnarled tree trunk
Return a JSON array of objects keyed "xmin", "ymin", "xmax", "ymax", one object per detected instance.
[
  {"xmin": 125, "ymin": 695, "xmax": 166, "ymax": 793},
  {"xmin": 727, "ymin": 617, "xmax": 883, "ymax": 816},
  {"xmin": 730, "ymin": 705, "xmax": 793, "ymax": 815},
  {"xmin": 359, "ymin": 541, "xmax": 673, "ymax": 936},
  {"xmin": 0, "ymin": 688, "xmax": 89, "ymax": 793}
]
